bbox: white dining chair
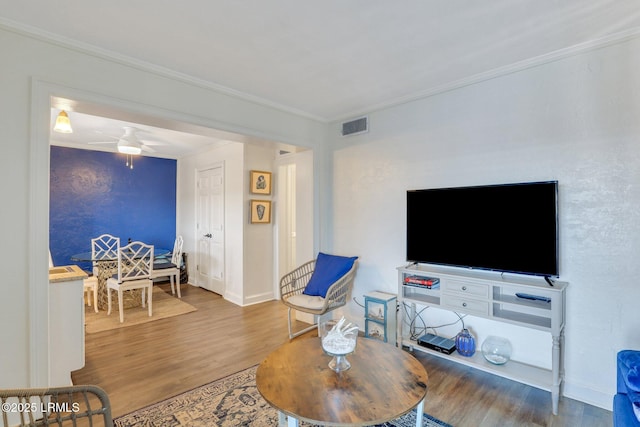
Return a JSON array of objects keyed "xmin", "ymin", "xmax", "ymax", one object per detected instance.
[
  {"xmin": 91, "ymin": 234, "xmax": 120, "ymax": 259},
  {"xmin": 85, "ymin": 234, "xmax": 121, "ymax": 312},
  {"xmin": 49, "ymin": 249, "xmax": 98, "ymax": 312},
  {"xmin": 106, "ymin": 241, "xmax": 154, "ymax": 323},
  {"xmin": 150, "ymin": 236, "xmax": 184, "ymax": 297},
  {"xmin": 83, "ymin": 277, "xmax": 99, "ymax": 312}
]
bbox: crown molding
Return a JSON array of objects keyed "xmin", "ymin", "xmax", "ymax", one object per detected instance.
[
  {"xmin": 330, "ymin": 26, "xmax": 640, "ymax": 123},
  {"xmin": 3, "ymin": 17, "xmax": 640, "ymax": 126},
  {"xmin": 0, "ymin": 17, "xmax": 326, "ymax": 123}
]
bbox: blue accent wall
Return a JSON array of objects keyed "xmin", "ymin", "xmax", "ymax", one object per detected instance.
[{"xmin": 49, "ymin": 146, "xmax": 177, "ymax": 269}]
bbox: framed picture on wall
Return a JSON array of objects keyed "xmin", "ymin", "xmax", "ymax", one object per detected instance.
[
  {"xmin": 250, "ymin": 199, "xmax": 272, "ymax": 224},
  {"xmin": 250, "ymin": 170, "xmax": 272, "ymax": 195}
]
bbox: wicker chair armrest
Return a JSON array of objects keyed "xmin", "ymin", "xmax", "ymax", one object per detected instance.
[
  {"xmin": 322, "ymin": 262, "xmax": 358, "ymax": 311},
  {"xmin": 280, "ymin": 259, "xmax": 316, "ymax": 300},
  {"xmin": 0, "ymin": 384, "xmax": 113, "ymax": 427}
]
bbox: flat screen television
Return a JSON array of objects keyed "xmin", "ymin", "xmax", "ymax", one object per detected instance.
[{"xmin": 406, "ymin": 181, "xmax": 558, "ymax": 277}]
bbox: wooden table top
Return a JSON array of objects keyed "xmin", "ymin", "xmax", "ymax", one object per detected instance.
[{"xmin": 256, "ymin": 337, "xmax": 428, "ymax": 426}]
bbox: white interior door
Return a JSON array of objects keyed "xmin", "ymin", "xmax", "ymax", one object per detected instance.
[{"xmin": 196, "ymin": 165, "xmax": 225, "ymax": 295}]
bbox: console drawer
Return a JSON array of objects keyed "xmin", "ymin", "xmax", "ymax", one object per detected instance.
[
  {"xmin": 441, "ymin": 295, "xmax": 489, "ymax": 316},
  {"xmin": 443, "ymin": 279, "xmax": 490, "ymax": 298}
]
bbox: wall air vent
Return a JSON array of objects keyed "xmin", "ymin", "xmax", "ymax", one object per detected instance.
[{"xmin": 341, "ymin": 116, "xmax": 368, "ymax": 137}]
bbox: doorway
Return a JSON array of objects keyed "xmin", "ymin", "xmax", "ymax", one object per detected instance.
[
  {"xmin": 31, "ymin": 83, "xmax": 313, "ymax": 386},
  {"xmin": 275, "ymin": 150, "xmax": 314, "ymax": 296},
  {"xmin": 277, "ymin": 162, "xmax": 297, "ymax": 278},
  {"xmin": 196, "ymin": 164, "xmax": 225, "ymax": 295}
]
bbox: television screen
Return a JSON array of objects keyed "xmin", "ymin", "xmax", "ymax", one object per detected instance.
[{"xmin": 406, "ymin": 181, "xmax": 558, "ymax": 277}]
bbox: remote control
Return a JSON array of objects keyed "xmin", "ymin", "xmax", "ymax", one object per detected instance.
[{"xmin": 515, "ymin": 293, "xmax": 551, "ymax": 303}]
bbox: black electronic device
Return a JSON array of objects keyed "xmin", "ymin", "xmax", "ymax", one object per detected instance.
[
  {"xmin": 406, "ymin": 181, "xmax": 559, "ymax": 277},
  {"xmin": 515, "ymin": 293, "xmax": 551, "ymax": 303},
  {"xmin": 417, "ymin": 333, "xmax": 457, "ymax": 355}
]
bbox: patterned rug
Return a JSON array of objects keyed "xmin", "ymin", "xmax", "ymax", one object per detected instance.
[
  {"xmin": 115, "ymin": 365, "xmax": 452, "ymax": 427},
  {"xmin": 85, "ymin": 287, "xmax": 196, "ymax": 333}
]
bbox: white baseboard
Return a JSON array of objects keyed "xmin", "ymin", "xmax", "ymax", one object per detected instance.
[
  {"xmin": 242, "ymin": 291, "xmax": 275, "ymax": 306},
  {"xmin": 223, "ymin": 290, "xmax": 242, "ymax": 306},
  {"xmin": 563, "ymin": 380, "xmax": 613, "ymax": 411}
]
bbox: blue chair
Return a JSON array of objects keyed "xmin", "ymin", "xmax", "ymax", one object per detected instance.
[{"xmin": 614, "ymin": 350, "xmax": 640, "ymax": 427}]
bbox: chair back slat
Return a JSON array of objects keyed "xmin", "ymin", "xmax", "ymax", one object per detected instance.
[
  {"xmin": 171, "ymin": 236, "xmax": 184, "ymax": 266},
  {"xmin": 117, "ymin": 241, "xmax": 154, "ymax": 283},
  {"xmin": 92, "ymin": 234, "xmax": 120, "ymax": 276},
  {"xmin": 92, "ymin": 234, "xmax": 120, "ymax": 261}
]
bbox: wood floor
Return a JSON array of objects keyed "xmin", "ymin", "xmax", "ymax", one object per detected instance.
[{"xmin": 72, "ymin": 284, "xmax": 612, "ymax": 427}]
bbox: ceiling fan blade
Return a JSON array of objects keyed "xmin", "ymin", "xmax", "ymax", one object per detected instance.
[
  {"xmin": 140, "ymin": 145, "xmax": 156, "ymax": 153},
  {"xmin": 139, "ymin": 139, "xmax": 167, "ymax": 146},
  {"xmin": 87, "ymin": 140, "xmax": 117, "ymax": 145}
]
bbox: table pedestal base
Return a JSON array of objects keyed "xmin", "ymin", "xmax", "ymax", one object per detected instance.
[
  {"xmin": 95, "ymin": 260, "xmax": 143, "ymax": 311},
  {"xmin": 278, "ymin": 399, "xmax": 424, "ymax": 427}
]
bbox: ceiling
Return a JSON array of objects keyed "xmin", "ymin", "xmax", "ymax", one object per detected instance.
[
  {"xmin": 3, "ymin": 1, "xmax": 640, "ymax": 155},
  {"xmin": 49, "ymin": 109, "xmax": 230, "ymax": 158}
]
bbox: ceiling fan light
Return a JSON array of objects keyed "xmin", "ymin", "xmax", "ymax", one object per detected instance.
[
  {"xmin": 53, "ymin": 110, "xmax": 73, "ymax": 133},
  {"xmin": 117, "ymin": 145, "xmax": 142, "ymax": 155}
]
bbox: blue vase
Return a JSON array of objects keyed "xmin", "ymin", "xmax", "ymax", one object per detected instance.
[{"xmin": 455, "ymin": 329, "xmax": 476, "ymax": 357}]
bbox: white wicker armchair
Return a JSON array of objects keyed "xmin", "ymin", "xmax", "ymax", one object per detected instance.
[{"xmin": 280, "ymin": 258, "xmax": 358, "ymax": 339}]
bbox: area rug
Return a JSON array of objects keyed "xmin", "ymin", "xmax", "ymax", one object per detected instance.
[
  {"xmin": 114, "ymin": 365, "xmax": 452, "ymax": 427},
  {"xmin": 85, "ymin": 287, "xmax": 197, "ymax": 333}
]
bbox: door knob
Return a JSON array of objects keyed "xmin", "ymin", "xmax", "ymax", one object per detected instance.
[{"xmin": 205, "ymin": 233, "xmax": 212, "ymax": 238}]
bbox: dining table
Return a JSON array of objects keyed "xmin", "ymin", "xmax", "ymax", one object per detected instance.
[{"xmin": 71, "ymin": 247, "xmax": 170, "ymax": 310}]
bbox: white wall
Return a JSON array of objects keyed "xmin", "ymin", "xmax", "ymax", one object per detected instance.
[
  {"xmin": 242, "ymin": 144, "xmax": 278, "ymax": 305},
  {"xmin": 178, "ymin": 142, "xmax": 244, "ymax": 301},
  {"xmin": 179, "ymin": 144, "xmax": 316, "ymax": 307},
  {"xmin": 1, "ymin": 26, "xmax": 327, "ymax": 389},
  {"xmin": 329, "ymin": 36, "xmax": 640, "ymax": 409}
]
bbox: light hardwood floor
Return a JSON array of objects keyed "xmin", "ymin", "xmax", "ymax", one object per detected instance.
[{"xmin": 72, "ymin": 284, "xmax": 612, "ymax": 427}]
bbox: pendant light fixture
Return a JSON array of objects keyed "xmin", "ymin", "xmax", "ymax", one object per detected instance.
[{"xmin": 53, "ymin": 110, "xmax": 73, "ymax": 133}]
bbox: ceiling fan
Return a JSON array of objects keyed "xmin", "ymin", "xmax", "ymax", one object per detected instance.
[{"xmin": 88, "ymin": 126, "xmax": 163, "ymax": 155}]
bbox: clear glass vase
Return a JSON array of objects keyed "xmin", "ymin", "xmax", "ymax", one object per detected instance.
[
  {"xmin": 481, "ymin": 335, "xmax": 512, "ymax": 365},
  {"xmin": 320, "ymin": 319, "xmax": 358, "ymax": 372}
]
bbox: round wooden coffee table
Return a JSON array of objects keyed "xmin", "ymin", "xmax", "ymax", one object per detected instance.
[{"xmin": 256, "ymin": 337, "xmax": 428, "ymax": 427}]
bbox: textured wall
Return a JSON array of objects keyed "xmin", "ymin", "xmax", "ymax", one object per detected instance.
[
  {"xmin": 49, "ymin": 146, "xmax": 177, "ymax": 270},
  {"xmin": 330, "ymin": 36, "xmax": 640, "ymax": 409}
]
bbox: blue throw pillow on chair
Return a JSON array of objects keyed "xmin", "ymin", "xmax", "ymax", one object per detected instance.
[{"xmin": 303, "ymin": 252, "xmax": 358, "ymax": 298}]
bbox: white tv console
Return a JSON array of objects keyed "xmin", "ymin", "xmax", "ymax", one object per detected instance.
[{"xmin": 396, "ymin": 263, "xmax": 567, "ymax": 415}]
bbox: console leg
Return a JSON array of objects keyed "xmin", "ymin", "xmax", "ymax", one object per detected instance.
[{"xmin": 551, "ymin": 334, "xmax": 561, "ymax": 415}]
